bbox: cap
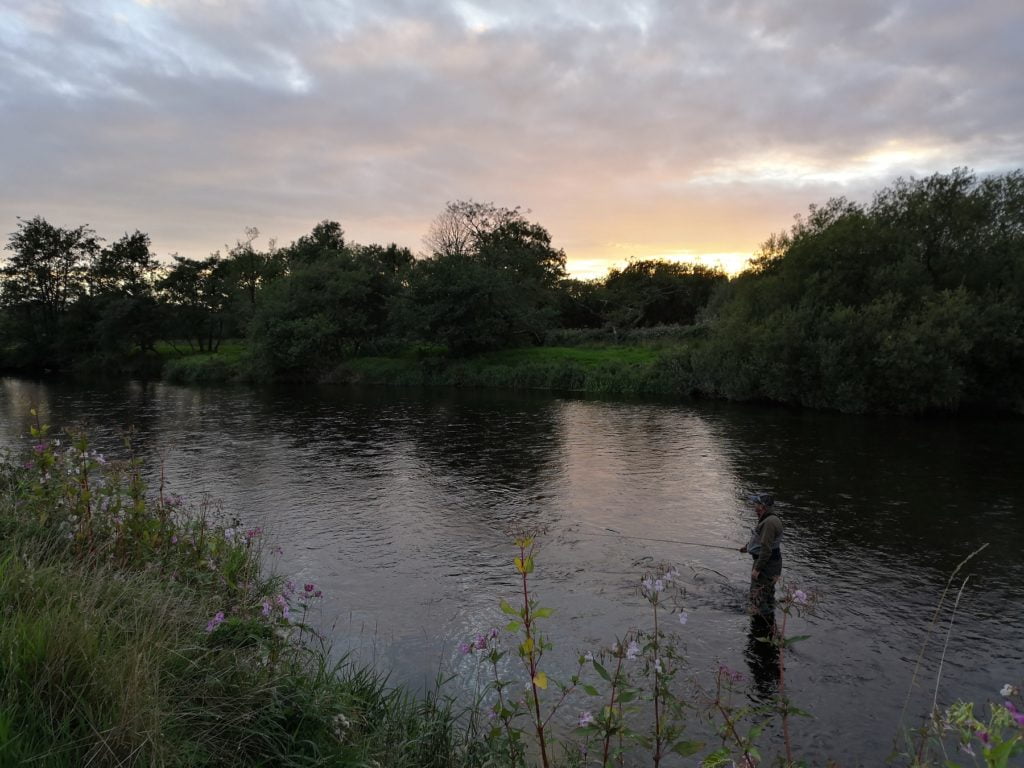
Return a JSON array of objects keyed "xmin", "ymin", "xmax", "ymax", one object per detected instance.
[{"xmin": 750, "ymin": 493, "xmax": 774, "ymax": 507}]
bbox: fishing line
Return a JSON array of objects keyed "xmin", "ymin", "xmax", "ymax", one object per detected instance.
[{"xmin": 569, "ymin": 527, "xmax": 738, "ymax": 552}]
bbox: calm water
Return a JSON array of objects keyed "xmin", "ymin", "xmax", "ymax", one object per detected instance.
[{"xmin": 2, "ymin": 377, "xmax": 1022, "ymax": 765}]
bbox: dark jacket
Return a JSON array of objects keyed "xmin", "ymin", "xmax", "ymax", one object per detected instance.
[{"xmin": 747, "ymin": 513, "xmax": 783, "ymax": 571}]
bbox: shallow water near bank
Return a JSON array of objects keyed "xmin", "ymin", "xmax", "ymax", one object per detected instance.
[{"xmin": 2, "ymin": 377, "xmax": 1021, "ymax": 765}]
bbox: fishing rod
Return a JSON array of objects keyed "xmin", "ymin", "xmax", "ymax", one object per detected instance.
[{"xmin": 570, "ymin": 526, "xmax": 739, "ymax": 552}]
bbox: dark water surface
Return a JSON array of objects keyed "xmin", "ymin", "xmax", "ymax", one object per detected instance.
[{"xmin": 2, "ymin": 377, "xmax": 1021, "ymax": 765}]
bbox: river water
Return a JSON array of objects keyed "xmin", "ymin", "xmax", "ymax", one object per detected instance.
[{"xmin": 1, "ymin": 377, "xmax": 1021, "ymax": 765}]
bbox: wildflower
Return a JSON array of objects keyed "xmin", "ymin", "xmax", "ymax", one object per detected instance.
[
  {"xmin": 641, "ymin": 577, "xmax": 654, "ymax": 591},
  {"xmin": 664, "ymin": 568, "xmax": 679, "ymax": 582},
  {"xmin": 205, "ymin": 611, "xmax": 225, "ymax": 632},
  {"xmin": 626, "ymin": 640, "xmax": 640, "ymax": 660},
  {"xmin": 275, "ymin": 594, "xmax": 290, "ymax": 620},
  {"xmin": 583, "ymin": 651, "xmax": 594, "ymax": 662},
  {"xmin": 246, "ymin": 527, "xmax": 263, "ymax": 539},
  {"xmin": 488, "ymin": 627, "xmax": 499, "ymax": 639},
  {"xmin": 719, "ymin": 664, "xmax": 743, "ymax": 683},
  {"xmin": 578, "ymin": 711, "xmax": 594, "ymax": 727},
  {"xmin": 458, "ymin": 642, "xmax": 471, "ymax": 655},
  {"xmin": 261, "ymin": 600, "xmax": 272, "ymax": 617},
  {"xmin": 653, "ymin": 579, "xmax": 665, "ymax": 592},
  {"xmin": 170, "ymin": 535, "xmax": 178, "ymax": 545},
  {"xmin": 1001, "ymin": 683, "xmax": 1018, "ymax": 697},
  {"xmin": 1006, "ymin": 700, "xmax": 1024, "ymax": 727},
  {"xmin": 284, "ymin": 580, "xmax": 296, "ymax": 595},
  {"xmin": 22, "ymin": 461, "xmax": 34, "ymax": 469},
  {"xmin": 314, "ymin": 590, "xmax": 322, "ymax": 598},
  {"xmin": 224, "ymin": 527, "xmax": 235, "ymax": 541},
  {"xmin": 979, "ymin": 731, "xmax": 990, "ymax": 746},
  {"xmin": 792, "ymin": 589, "xmax": 808, "ymax": 605},
  {"xmin": 331, "ymin": 712, "xmax": 351, "ymax": 742},
  {"xmin": 33, "ymin": 443, "xmax": 46, "ymax": 454},
  {"xmin": 654, "ymin": 658, "xmax": 663, "ymax": 674},
  {"xmin": 678, "ymin": 611, "xmax": 689, "ymax": 625},
  {"xmin": 304, "ymin": 583, "xmax": 315, "ymax": 593},
  {"xmin": 474, "ymin": 634, "xmax": 487, "ymax": 650}
]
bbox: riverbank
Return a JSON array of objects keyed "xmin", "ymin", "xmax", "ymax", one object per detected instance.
[
  {"xmin": 160, "ymin": 339, "xmax": 701, "ymax": 397},
  {"xmin": 0, "ymin": 426, "xmax": 490, "ymax": 767}
]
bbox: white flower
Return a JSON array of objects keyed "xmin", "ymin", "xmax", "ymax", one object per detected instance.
[
  {"xmin": 578, "ymin": 711, "xmax": 594, "ymax": 727},
  {"xmin": 583, "ymin": 651, "xmax": 594, "ymax": 662},
  {"xmin": 641, "ymin": 577, "xmax": 654, "ymax": 591},
  {"xmin": 653, "ymin": 579, "xmax": 665, "ymax": 592},
  {"xmin": 792, "ymin": 589, "xmax": 808, "ymax": 605},
  {"xmin": 664, "ymin": 568, "xmax": 679, "ymax": 582},
  {"xmin": 625, "ymin": 640, "xmax": 641, "ymax": 660},
  {"xmin": 678, "ymin": 611, "xmax": 688, "ymax": 625},
  {"xmin": 654, "ymin": 658, "xmax": 663, "ymax": 674},
  {"xmin": 1001, "ymin": 683, "xmax": 1017, "ymax": 697}
]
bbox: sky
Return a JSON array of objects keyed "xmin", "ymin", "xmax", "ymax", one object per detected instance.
[{"xmin": 1, "ymin": 1, "xmax": 1022, "ymax": 278}]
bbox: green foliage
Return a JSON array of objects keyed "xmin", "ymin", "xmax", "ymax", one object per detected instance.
[
  {"xmin": 0, "ymin": 422, "xmax": 495, "ymax": 767},
  {"xmin": 603, "ymin": 259, "xmax": 727, "ymax": 329},
  {"xmin": 247, "ymin": 240, "xmax": 412, "ymax": 379},
  {"xmin": 405, "ymin": 201, "xmax": 567, "ymax": 356},
  {"xmin": 695, "ymin": 169, "xmax": 1024, "ymax": 414}
]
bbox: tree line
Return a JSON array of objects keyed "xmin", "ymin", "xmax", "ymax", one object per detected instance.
[
  {"xmin": 2, "ymin": 169, "xmax": 1022, "ymax": 414},
  {"xmin": 0, "ymin": 200, "xmax": 724, "ymax": 376}
]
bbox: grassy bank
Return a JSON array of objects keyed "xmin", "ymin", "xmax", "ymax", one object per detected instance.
[
  {"xmin": 0, "ymin": 422, "xmax": 490, "ymax": 767},
  {"xmin": 151, "ymin": 339, "xmax": 702, "ymax": 396},
  {"xmin": 329, "ymin": 345, "xmax": 697, "ymax": 396},
  {"xmin": 157, "ymin": 340, "xmax": 251, "ymax": 384}
]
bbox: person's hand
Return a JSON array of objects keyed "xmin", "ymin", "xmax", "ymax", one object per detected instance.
[{"xmin": 752, "ymin": 568, "xmax": 760, "ymax": 580}]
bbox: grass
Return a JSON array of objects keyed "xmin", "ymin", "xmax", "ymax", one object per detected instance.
[
  {"xmin": 157, "ymin": 340, "xmax": 250, "ymax": 384},
  {"xmin": 332, "ymin": 344, "xmax": 695, "ymax": 395},
  {"xmin": 0, "ymin": 426, "xmax": 494, "ymax": 767}
]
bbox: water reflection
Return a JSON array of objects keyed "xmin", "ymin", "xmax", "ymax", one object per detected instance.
[{"xmin": 744, "ymin": 615, "xmax": 781, "ymax": 703}]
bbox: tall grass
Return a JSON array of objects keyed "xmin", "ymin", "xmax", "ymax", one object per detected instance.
[{"xmin": 0, "ymin": 422, "xmax": 491, "ymax": 767}]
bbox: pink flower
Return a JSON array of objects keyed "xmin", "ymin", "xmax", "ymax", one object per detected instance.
[
  {"xmin": 578, "ymin": 711, "xmax": 594, "ymax": 727},
  {"xmin": 458, "ymin": 642, "xmax": 471, "ymax": 655},
  {"xmin": 474, "ymin": 634, "xmax": 487, "ymax": 650},
  {"xmin": 304, "ymin": 583, "xmax": 315, "ymax": 593},
  {"xmin": 205, "ymin": 611, "xmax": 225, "ymax": 632}
]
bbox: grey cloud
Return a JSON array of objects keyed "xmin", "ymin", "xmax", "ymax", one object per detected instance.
[{"xmin": 0, "ymin": 0, "xmax": 1021, "ymax": 268}]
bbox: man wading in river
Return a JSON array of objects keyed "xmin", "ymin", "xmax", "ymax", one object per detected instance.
[{"xmin": 739, "ymin": 493, "xmax": 783, "ymax": 624}]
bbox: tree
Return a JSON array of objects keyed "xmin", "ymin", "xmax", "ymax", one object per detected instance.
[
  {"xmin": 82, "ymin": 230, "xmax": 163, "ymax": 361},
  {"xmin": 407, "ymin": 202, "xmax": 566, "ymax": 354},
  {"xmin": 1, "ymin": 216, "xmax": 100, "ymax": 366},
  {"xmin": 603, "ymin": 259, "xmax": 727, "ymax": 328},
  {"xmin": 282, "ymin": 220, "xmax": 346, "ymax": 267},
  {"xmin": 158, "ymin": 254, "xmax": 233, "ymax": 352}
]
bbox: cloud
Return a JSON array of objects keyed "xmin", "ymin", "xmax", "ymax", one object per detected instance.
[{"xmin": 1, "ymin": 0, "xmax": 1021, "ymax": 273}]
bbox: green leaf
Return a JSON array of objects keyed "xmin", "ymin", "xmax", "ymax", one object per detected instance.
[
  {"xmin": 533, "ymin": 607, "xmax": 553, "ymax": 618},
  {"xmin": 504, "ymin": 620, "xmax": 521, "ymax": 633},
  {"xmin": 499, "ymin": 599, "xmax": 518, "ymax": 615},
  {"xmin": 618, "ymin": 690, "xmax": 638, "ymax": 703},
  {"xmin": 582, "ymin": 684, "xmax": 600, "ymax": 696},
  {"xmin": 671, "ymin": 740, "xmax": 704, "ymax": 757},
  {"xmin": 523, "ymin": 556, "xmax": 535, "ymax": 574},
  {"xmin": 592, "ymin": 661, "xmax": 611, "ymax": 682},
  {"xmin": 783, "ymin": 634, "xmax": 811, "ymax": 647}
]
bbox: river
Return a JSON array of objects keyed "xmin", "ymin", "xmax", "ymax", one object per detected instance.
[{"xmin": 1, "ymin": 376, "xmax": 1021, "ymax": 765}]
